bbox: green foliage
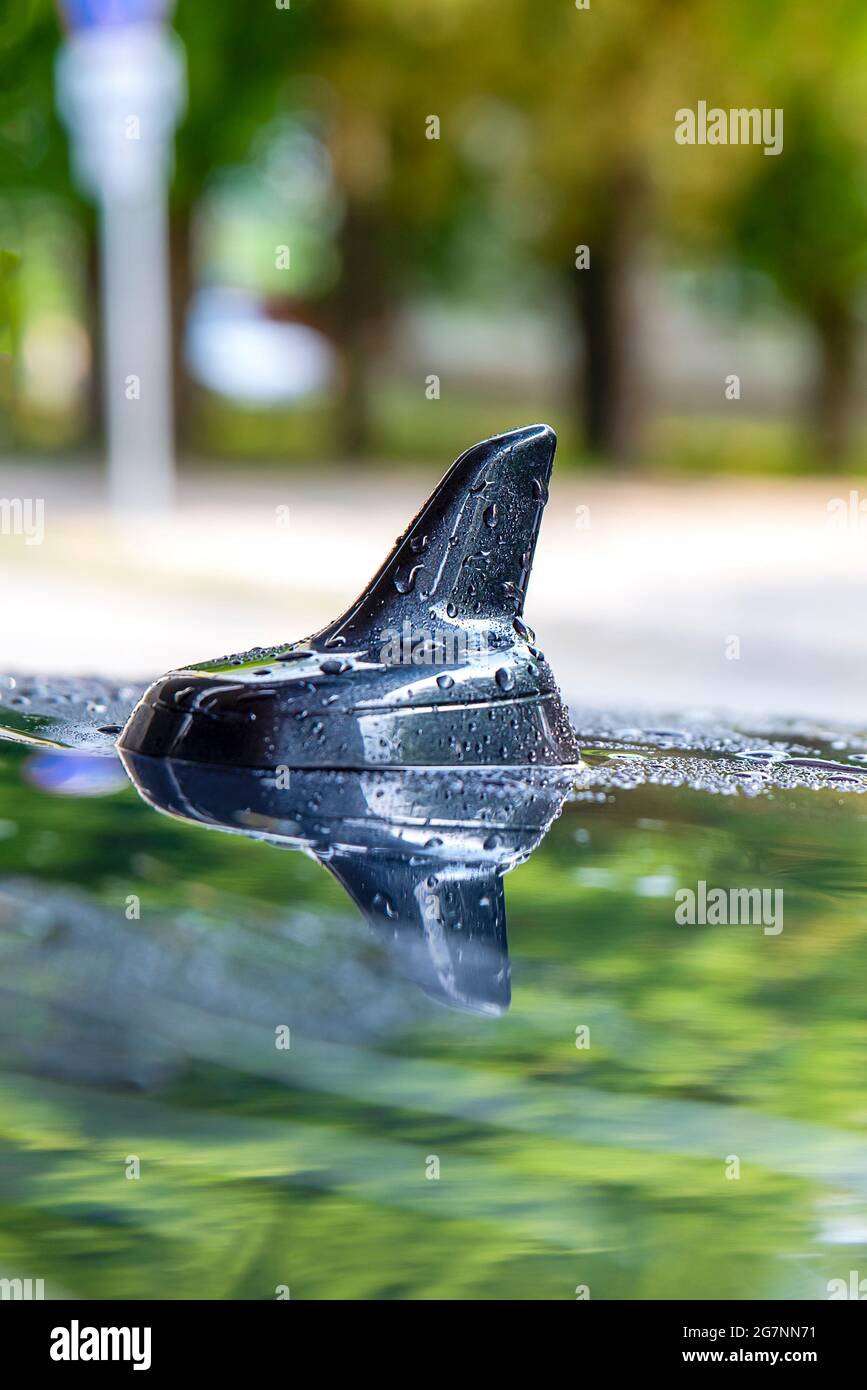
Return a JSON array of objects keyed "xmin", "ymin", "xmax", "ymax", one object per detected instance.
[
  {"xmin": 0, "ymin": 247, "xmax": 20, "ymax": 390},
  {"xmin": 732, "ymin": 101, "xmax": 867, "ymax": 314}
]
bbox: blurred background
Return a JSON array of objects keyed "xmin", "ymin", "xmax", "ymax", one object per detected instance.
[{"xmin": 2, "ymin": 0, "xmax": 867, "ymax": 717}]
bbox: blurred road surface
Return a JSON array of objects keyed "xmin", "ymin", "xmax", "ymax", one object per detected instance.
[{"xmin": 1, "ymin": 460, "xmax": 865, "ymax": 725}]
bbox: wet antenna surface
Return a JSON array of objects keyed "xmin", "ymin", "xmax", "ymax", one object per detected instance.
[{"xmin": 119, "ymin": 424, "xmax": 580, "ymax": 769}]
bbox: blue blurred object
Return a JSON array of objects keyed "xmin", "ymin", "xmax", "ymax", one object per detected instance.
[
  {"xmin": 185, "ymin": 289, "xmax": 337, "ymax": 405},
  {"xmin": 24, "ymin": 751, "xmax": 129, "ymax": 797},
  {"xmin": 58, "ymin": 0, "xmax": 174, "ymax": 29}
]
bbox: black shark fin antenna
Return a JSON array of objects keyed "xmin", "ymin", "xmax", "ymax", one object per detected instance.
[
  {"xmin": 118, "ymin": 420, "xmax": 580, "ymax": 770},
  {"xmin": 317, "ymin": 423, "xmax": 556, "ymax": 652}
]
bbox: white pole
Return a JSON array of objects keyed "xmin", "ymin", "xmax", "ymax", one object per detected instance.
[
  {"xmin": 100, "ymin": 193, "xmax": 175, "ymax": 513},
  {"xmin": 56, "ymin": 22, "xmax": 186, "ymax": 518}
]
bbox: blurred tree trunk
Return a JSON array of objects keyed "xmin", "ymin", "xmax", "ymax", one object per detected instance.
[
  {"xmin": 812, "ymin": 298, "xmax": 856, "ymax": 464},
  {"xmin": 572, "ymin": 171, "xmax": 647, "ymax": 464},
  {"xmin": 330, "ymin": 202, "xmax": 389, "ymax": 459}
]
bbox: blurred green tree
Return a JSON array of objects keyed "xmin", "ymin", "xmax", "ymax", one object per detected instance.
[
  {"xmin": 296, "ymin": 0, "xmax": 484, "ymax": 455},
  {"xmin": 654, "ymin": 1, "xmax": 867, "ymax": 463},
  {"xmin": 731, "ymin": 102, "xmax": 867, "ymax": 463},
  {"xmin": 4, "ymin": 0, "xmax": 867, "ymax": 465}
]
